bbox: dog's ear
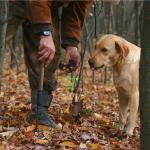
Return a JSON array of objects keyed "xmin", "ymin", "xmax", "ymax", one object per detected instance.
[{"xmin": 115, "ymin": 41, "xmax": 129, "ymax": 58}]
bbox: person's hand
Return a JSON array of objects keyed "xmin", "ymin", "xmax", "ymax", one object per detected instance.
[
  {"xmin": 64, "ymin": 46, "xmax": 80, "ymax": 72},
  {"xmin": 111, "ymin": 0, "xmax": 120, "ymax": 5},
  {"xmin": 38, "ymin": 35, "xmax": 55, "ymax": 67}
]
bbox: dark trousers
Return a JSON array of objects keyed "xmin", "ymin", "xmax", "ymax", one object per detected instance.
[{"xmin": 7, "ymin": 2, "xmax": 61, "ymax": 93}]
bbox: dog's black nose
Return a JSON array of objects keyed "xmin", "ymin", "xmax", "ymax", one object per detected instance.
[{"xmin": 88, "ymin": 59, "xmax": 94, "ymax": 68}]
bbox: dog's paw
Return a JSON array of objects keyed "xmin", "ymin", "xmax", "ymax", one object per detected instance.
[
  {"xmin": 119, "ymin": 123, "xmax": 125, "ymax": 131},
  {"xmin": 125, "ymin": 127, "xmax": 134, "ymax": 136},
  {"xmin": 119, "ymin": 126, "xmax": 124, "ymax": 131}
]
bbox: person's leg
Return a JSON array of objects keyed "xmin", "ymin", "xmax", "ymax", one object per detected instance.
[
  {"xmin": 23, "ymin": 8, "xmax": 61, "ymax": 127},
  {"xmin": 6, "ymin": 2, "xmax": 25, "ymax": 42}
]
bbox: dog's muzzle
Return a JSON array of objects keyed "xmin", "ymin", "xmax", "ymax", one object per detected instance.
[
  {"xmin": 88, "ymin": 59, "xmax": 95, "ymax": 68},
  {"xmin": 88, "ymin": 59, "xmax": 105, "ymax": 70}
]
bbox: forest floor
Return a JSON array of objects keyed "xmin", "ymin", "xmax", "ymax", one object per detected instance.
[{"xmin": 0, "ymin": 59, "xmax": 140, "ymax": 150}]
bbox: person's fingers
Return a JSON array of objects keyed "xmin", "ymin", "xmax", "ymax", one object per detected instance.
[
  {"xmin": 64, "ymin": 52, "xmax": 70, "ymax": 65},
  {"xmin": 39, "ymin": 44, "xmax": 45, "ymax": 51},
  {"xmin": 76, "ymin": 52, "xmax": 80, "ymax": 65},
  {"xmin": 38, "ymin": 51, "xmax": 50, "ymax": 61},
  {"xmin": 38, "ymin": 35, "xmax": 56, "ymax": 66},
  {"xmin": 45, "ymin": 52, "xmax": 55, "ymax": 67},
  {"xmin": 76, "ymin": 55, "xmax": 81, "ymax": 66},
  {"xmin": 70, "ymin": 54, "xmax": 80, "ymax": 67},
  {"xmin": 38, "ymin": 48, "xmax": 47, "ymax": 56}
]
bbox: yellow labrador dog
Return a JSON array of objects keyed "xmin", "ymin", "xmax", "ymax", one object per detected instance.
[{"xmin": 89, "ymin": 34, "xmax": 141, "ymax": 136}]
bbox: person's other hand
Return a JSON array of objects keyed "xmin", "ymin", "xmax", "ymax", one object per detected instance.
[
  {"xmin": 38, "ymin": 35, "xmax": 55, "ymax": 67},
  {"xmin": 111, "ymin": 0, "xmax": 120, "ymax": 5},
  {"xmin": 64, "ymin": 46, "xmax": 80, "ymax": 71}
]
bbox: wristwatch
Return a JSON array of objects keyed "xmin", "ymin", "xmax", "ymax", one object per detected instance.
[{"xmin": 42, "ymin": 30, "xmax": 51, "ymax": 36}]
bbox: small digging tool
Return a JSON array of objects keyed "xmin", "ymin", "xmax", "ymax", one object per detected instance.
[{"xmin": 34, "ymin": 62, "xmax": 45, "ymax": 132}]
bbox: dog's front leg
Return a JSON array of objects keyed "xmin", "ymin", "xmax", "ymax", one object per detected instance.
[
  {"xmin": 118, "ymin": 91, "xmax": 129, "ymax": 131},
  {"xmin": 126, "ymin": 88, "xmax": 139, "ymax": 136}
]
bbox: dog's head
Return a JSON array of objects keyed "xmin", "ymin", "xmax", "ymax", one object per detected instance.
[{"xmin": 88, "ymin": 34, "xmax": 129, "ymax": 69}]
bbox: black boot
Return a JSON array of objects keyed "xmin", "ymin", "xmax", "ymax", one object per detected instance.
[{"xmin": 28, "ymin": 90, "xmax": 56, "ymax": 128}]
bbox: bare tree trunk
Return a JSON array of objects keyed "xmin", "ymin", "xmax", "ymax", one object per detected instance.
[
  {"xmin": 135, "ymin": 1, "xmax": 143, "ymax": 46},
  {"xmin": 10, "ymin": 25, "xmax": 21, "ymax": 70},
  {"xmin": 140, "ymin": 2, "xmax": 150, "ymax": 150},
  {"xmin": 0, "ymin": 0, "xmax": 9, "ymax": 89}
]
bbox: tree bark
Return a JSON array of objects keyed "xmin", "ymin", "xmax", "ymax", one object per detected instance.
[
  {"xmin": 140, "ymin": 1, "xmax": 150, "ymax": 150},
  {"xmin": 10, "ymin": 25, "xmax": 21, "ymax": 69},
  {"xmin": 0, "ymin": 0, "xmax": 9, "ymax": 88}
]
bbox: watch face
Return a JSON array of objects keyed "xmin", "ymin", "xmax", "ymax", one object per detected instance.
[{"xmin": 43, "ymin": 31, "xmax": 50, "ymax": 36}]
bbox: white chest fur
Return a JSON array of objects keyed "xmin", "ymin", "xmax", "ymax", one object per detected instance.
[
  {"xmin": 125, "ymin": 48, "xmax": 140, "ymax": 64},
  {"xmin": 113, "ymin": 46, "xmax": 140, "ymax": 93}
]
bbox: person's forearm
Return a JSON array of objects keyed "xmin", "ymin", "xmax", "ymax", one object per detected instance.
[
  {"xmin": 61, "ymin": 1, "xmax": 92, "ymax": 48},
  {"xmin": 26, "ymin": 0, "xmax": 52, "ymax": 36}
]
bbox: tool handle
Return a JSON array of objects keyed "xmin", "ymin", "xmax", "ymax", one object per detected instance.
[{"xmin": 39, "ymin": 62, "xmax": 45, "ymax": 90}]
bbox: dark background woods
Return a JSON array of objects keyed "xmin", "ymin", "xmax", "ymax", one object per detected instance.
[
  {"xmin": 0, "ymin": 1, "xmax": 150, "ymax": 149},
  {"xmin": 84, "ymin": 1, "xmax": 143, "ymax": 53}
]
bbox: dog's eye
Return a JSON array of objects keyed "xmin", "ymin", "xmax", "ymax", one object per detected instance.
[{"xmin": 101, "ymin": 48, "xmax": 108, "ymax": 53}]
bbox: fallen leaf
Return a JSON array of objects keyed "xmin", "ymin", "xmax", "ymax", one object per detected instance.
[
  {"xmin": 88, "ymin": 143, "xmax": 104, "ymax": 150},
  {"xmin": 2, "ymin": 141, "xmax": 9, "ymax": 150},
  {"xmin": 26, "ymin": 125, "xmax": 35, "ymax": 132},
  {"xmin": 56, "ymin": 123, "xmax": 63, "ymax": 130},
  {"xmin": 80, "ymin": 132, "xmax": 93, "ymax": 141},
  {"xmin": 34, "ymin": 139, "xmax": 49, "ymax": 145},
  {"xmin": 60, "ymin": 141, "xmax": 78, "ymax": 148},
  {"xmin": 93, "ymin": 113, "xmax": 103, "ymax": 120},
  {"xmin": 0, "ymin": 128, "xmax": 18, "ymax": 139},
  {"xmin": 79, "ymin": 143, "xmax": 87, "ymax": 149},
  {"xmin": 38, "ymin": 125, "xmax": 49, "ymax": 131}
]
